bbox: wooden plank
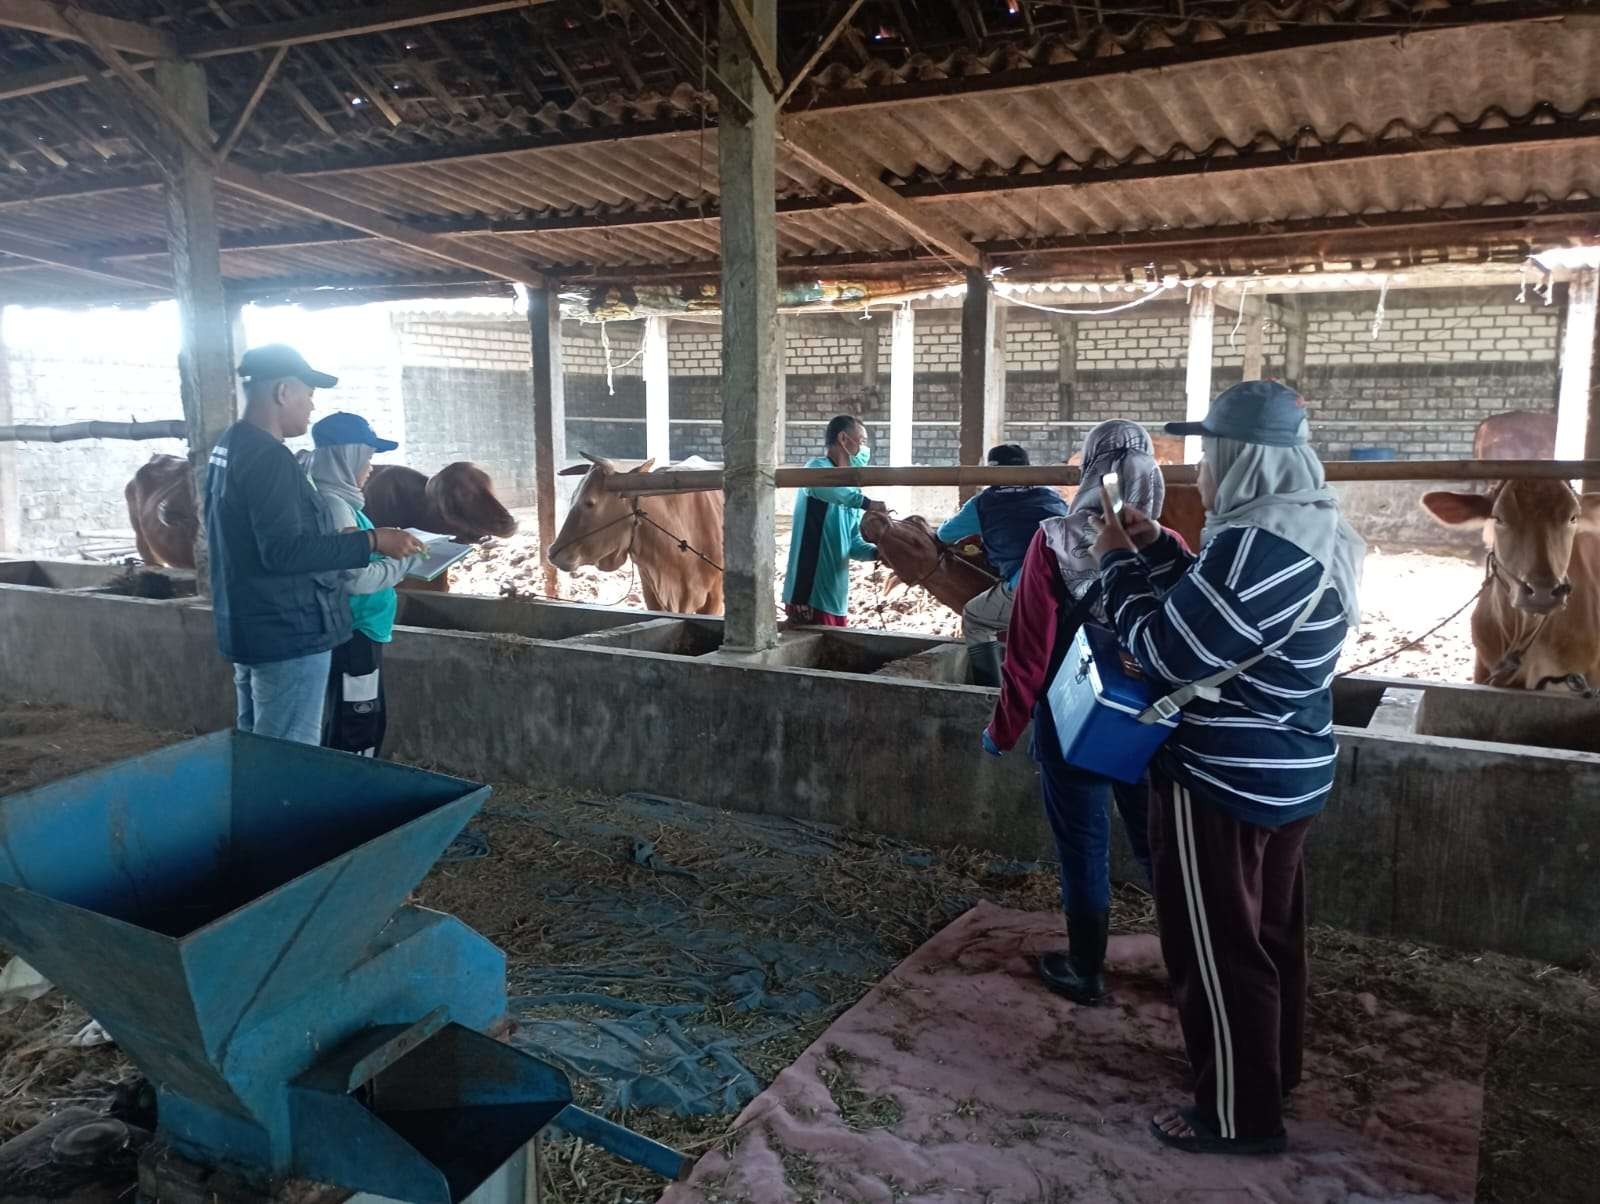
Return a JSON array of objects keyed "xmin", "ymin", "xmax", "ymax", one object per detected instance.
[
  {"xmin": 182, "ymin": 0, "xmax": 546, "ymax": 58},
  {"xmin": 604, "ymin": 459, "xmax": 1600, "ymax": 496},
  {"xmin": 218, "ymin": 45, "xmax": 288, "ymax": 159},
  {"xmin": 779, "ymin": 120, "xmax": 984, "ymax": 271},
  {"xmin": 0, "ymin": 0, "xmax": 173, "ymax": 57},
  {"xmin": 156, "ymin": 61, "xmax": 236, "ymax": 588},
  {"xmin": 0, "ymin": 229, "xmax": 164, "ymax": 287},
  {"xmin": 957, "ymin": 268, "xmax": 998, "ymax": 500},
  {"xmin": 717, "ymin": 0, "xmax": 781, "ymax": 96},
  {"xmin": 526, "ymin": 283, "xmax": 565, "ymax": 598},
  {"xmin": 1588, "ymin": 280, "xmax": 1600, "ymax": 497},
  {"xmin": 1282, "ymin": 298, "xmax": 1306, "ymax": 392},
  {"xmin": 1055, "ymin": 317, "xmax": 1077, "ymax": 422},
  {"xmin": 643, "ymin": 315, "xmax": 670, "ymax": 463},
  {"xmin": 1183, "ymin": 286, "xmax": 1216, "ymax": 462},
  {"xmin": 1555, "ymin": 266, "xmax": 1598, "ymax": 465},
  {"xmin": 888, "ymin": 305, "xmax": 913, "ymax": 465},
  {"xmin": 717, "ymin": 0, "xmax": 778, "ymax": 654}
]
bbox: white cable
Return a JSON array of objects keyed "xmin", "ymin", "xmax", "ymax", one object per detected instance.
[
  {"xmin": 1369, "ymin": 276, "xmax": 1391, "ymax": 341},
  {"xmin": 995, "ymin": 282, "xmax": 1174, "ymax": 317}
]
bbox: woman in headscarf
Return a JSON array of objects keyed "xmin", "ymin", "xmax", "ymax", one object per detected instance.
[
  {"xmin": 1094, "ymin": 381, "xmax": 1364, "ymax": 1157},
  {"xmin": 305, "ymin": 412, "xmax": 419, "ymax": 757},
  {"xmin": 982, "ymin": 419, "xmax": 1192, "ymax": 1005}
]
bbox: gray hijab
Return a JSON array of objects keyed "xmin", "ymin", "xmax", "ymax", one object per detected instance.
[
  {"xmin": 1043, "ymin": 419, "xmax": 1166, "ymax": 598},
  {"xmin": 1203, "ymin": 435, "xmax": 1365, "ymax": 627},
  {"xmin": 307, "ymin": 443, "xmax": 372, "ymax": 512}
]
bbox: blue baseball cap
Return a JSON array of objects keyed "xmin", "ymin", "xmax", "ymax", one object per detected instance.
[
  {"xmin": 311, "ymin": 412, "xmax": 398, "ymax": 452},
  {"xmin": 1165, "ymin": 380, "xmax": 1310, "ymax": 448}
]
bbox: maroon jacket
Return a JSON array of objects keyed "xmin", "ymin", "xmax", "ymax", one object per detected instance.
[{"xmin": 988, "ymin": 523, "xmax": 1191, "ymax": 751}]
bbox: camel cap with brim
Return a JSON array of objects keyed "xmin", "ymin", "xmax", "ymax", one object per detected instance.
[{"xmin": 237, "ymin": 343, "xmax": 338, "ymax": 390}]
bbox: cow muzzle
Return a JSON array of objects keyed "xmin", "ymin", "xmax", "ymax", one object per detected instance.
[{"xmin": 1512, "ymin": 578, "xmax": 1573, "ymax": 615}]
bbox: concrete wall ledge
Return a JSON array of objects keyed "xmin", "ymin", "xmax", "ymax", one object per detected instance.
[{"xmin": 0, "ymin": 577, "xmax": 1594, "ymax": 965}]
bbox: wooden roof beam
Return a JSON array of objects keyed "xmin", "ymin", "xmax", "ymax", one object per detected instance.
[
  {"xmin": 717, "ymin": 0, "xmax": 781, "ymax": 96},
  {"xmin": 0, "ymin": 229, "xmax": 165, "ymax": 288},
  {"xmin": 181, "ymin": 0, "xmax": 552, "ymax": 58},
  {"xmin": 779, "ymin": 120, "xmax": 986, "ymax": 272},
  {"xmin": 0, "ymin": 0, "xmax": 173, "ymax": 57}
]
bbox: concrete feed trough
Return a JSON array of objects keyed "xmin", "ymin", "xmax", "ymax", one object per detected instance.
[{"xmin": 0, "ymin": 561, "xmax": 1593, "ymax": 965}]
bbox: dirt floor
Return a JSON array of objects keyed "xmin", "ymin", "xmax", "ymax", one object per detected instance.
[
  {"xmin": 1, "ymin": 704, "xmax": 1595, "ymax": 1203},
  {"xmin": 452, "ymin": 531, "xmax": 1484, "ymax": 682}
]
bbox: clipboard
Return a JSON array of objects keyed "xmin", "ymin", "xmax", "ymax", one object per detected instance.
[{"xmin": 402, "ymin": 528, "xmax": 475, "ymax": 582}]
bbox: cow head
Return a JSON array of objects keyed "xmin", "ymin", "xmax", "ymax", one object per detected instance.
[
  {"xmin": 425, "ymin": 462, "xmax": 517, "ymax": 541},
  {"xmin": 1424, "ymin": 480, "xmax": 1600, "ymax": 614},
  {"xmin": 548, "ymin": 454, "xmax": 655, "ymax": 573}
]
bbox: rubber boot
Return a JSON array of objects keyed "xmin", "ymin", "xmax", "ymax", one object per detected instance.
[
  {"xmin": 968, "ymin": 641, "xmax": 1004, "ymax": 687},
  {"xmin": 1037, "ymin": 910, "xmax": 1109, "ymax": 1004}
]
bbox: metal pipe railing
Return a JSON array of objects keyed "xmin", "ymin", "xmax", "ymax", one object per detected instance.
[{"xmin": 604, "ymin": 459, "xmax": 1600, "ymax": 496}]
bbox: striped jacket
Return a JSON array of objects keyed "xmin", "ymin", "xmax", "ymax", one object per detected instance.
[{"xmin": 1100, "ymin": 527, "xmax": 1349, "ymax": 827}]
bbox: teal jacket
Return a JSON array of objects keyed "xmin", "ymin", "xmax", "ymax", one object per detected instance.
[{"xmin": 782, "ymin": 456, "xmax": 877, "ymax": 618}]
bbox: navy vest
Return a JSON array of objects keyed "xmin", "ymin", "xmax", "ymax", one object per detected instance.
[{"xmin": 973, "ymin": 486, "xmax": 1070, "ymax": 582}]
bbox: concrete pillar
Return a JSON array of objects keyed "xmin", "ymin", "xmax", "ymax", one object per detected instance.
[
  {"xmin": 1282, "ymin": 298, "xmax": 1306, "ymax": 394},
  {"xmin": 859, "ymin": 316, "xmax": 880, "ymax": 394},
  {"xmin": 156, "ymin": 61, "xmax": 235, "ymax": 587},
  {"xmin": 643, "ymin": 316, "xmax": 670, "ymax": 463},
  {"xmin": 526, "ymin": 285, "xmax": 566, "ymax": 598},
  {"xmin": 716, "ymin": 0, "xmax": 779, "ymax": 653},
  {"xmin": 1555, "ymin": 267, "xmax": 1598, "ymax": 473},
  {"xmin": 0, "ymin": 309, "xmax": 17, "ymax": 553},
  {"xmin": 959, "ymin": 270, "xmax": 1003, "ymax": 499},
  {"xmin": 1242, "ymin": 294, "xmax": 1266, "ymax": 380},
  {"xmin": 774, "ymin": 315, "xmax": 787, "ymax": 465},
  {"xmin": 1184, "ymin": 286, "xmax": 1216, "ymax": 462},
  {"xmin": 889, "ymin": 305, "xmax": 914, "ymax": 466},
  {"xmin": 1055, "ymin": 317, "xmax": 1078, "ymax": 422}
]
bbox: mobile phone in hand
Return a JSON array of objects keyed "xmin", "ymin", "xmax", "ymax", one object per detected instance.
[{"xmin": 1101, "ymin": 471, "xmax": 1124, "ymax": 517}]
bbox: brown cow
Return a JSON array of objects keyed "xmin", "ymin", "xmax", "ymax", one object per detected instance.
[
  {"xmin": 549, "ymin": 455, "xmax": 724, "ymax": 615},
  {"xmin": 1475, "ymin": 410, "xmax": 1555, "ymax": 461},
  {"xmin": 363, "ymin": 462, "xmax": 516, "ymax": 542},
  {"xmin": 859, "ymin": 511, "xmax": 998, "ymax": 615},
  {"xmin": 1423, "ymin": 480, "xmax": 1600, "ymax": 689},
  {"xmin": 126, "ymin": 454, "xmax": 198, "ymax": 569}
]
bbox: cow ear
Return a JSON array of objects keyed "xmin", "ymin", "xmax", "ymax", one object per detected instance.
[
  {"xmin": 630, "ymin": 458, "xmax": 657, "ymax": 474},
  {"xmin": 1421, "ymin": 490, "xmax": 1493, "ymax": 527},
  {"xmin": 1579, "ymin": 493, "xmax": 1600, "ymax": 532},
  {"xmin": 558, "ymin": 463, "xmax": 592, "ymax": 477}
]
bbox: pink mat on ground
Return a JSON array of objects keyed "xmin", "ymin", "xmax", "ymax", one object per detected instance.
[{"xmin": 659, "ymin": 902, "xmax": 1484, "ymax": 1204}]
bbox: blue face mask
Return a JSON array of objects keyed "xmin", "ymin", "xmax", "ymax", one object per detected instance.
[{"xmin": 851, "ymin": 445, "xmax": 871, "ymax": 468}]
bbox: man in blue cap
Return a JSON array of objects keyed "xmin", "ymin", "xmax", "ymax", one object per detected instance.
[{"xmin": 205, "ymin": 345, "xmax": 424, "ymax": 745}]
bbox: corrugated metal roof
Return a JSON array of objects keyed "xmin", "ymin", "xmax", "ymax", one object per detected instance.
[{"xmin": 1, "ymin": 3, "xmax": 1597, "ymax": 299}]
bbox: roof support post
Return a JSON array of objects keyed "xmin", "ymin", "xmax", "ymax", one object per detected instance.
[
  {"xmin": 959, "ymin": 270, "xmax": 1002, "ymax": 500},
  {"xmin": 0, "ymin": 310, "xmax": 18, "ymax": 553},
  {"xmin": 526, "ymin": 283, "xmax": 566, "ymax": 599},
  {"xmin": 889, "ymin": 306, "xmax": 914, "ymax": 466},
  {"xmin": 1242, "ymin": 292, "xmax": 1267, "ymax": 380},
  {"xmin": 716, "ymin": 0, "xmax": 778, "ymax": 654},
  {"xmin": 1184, "ymin": 286, "xmax": 1216, "ymax": 462},
  {"xmin": 1281, "ymin": 297, "xmax": 1306, "ymax": 394},
  {"xmin": 1555, "ymin": 267, "xmax": 1598, "ymax": 483},
  {"xmin": 643, "ymin": 315, "xmax": 671, "ymax": 463},
  {"xmin": 1587, "ymin": 274, "xmax": 1600, "ymax": 498},
  {"xmin": 156, "ymin": 60, "xmax": 236, "ymax": 589}
]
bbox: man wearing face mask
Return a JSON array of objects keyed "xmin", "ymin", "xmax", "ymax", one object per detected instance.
[
  {"xmin": 205, "ymin": 345, "xmax": 424, "ymax": 745},
  {"xmin": 782, "ymin": 414, "xmax": 887, "ymax": 627}
]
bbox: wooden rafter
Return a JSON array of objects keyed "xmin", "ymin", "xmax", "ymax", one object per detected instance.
[
  {"xmin": 776, "ymin": 0, "xmax": 863, "ymax": 108},
  {"xmin": 0, "ymin": 0, "xmax": 173, "ymax": 57},
  {"xmin": 0, "ymin": 228, "xmax": 163, "ymax": 287},
  {"xmin": 181, "ymin": 0, "xmax": 550, "ymax": 58},
  {"xmin": 217, "ymin": 44, "xmax": 287, "ymax": 158},
  {"xmin": 778, "ymin": 119, "xmax": 986, "ymax": 271}
]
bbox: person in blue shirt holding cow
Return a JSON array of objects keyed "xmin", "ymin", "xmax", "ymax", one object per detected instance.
[{"xmin": 937, "ymin": 443, "xmax": 1069, "ymax": 686}]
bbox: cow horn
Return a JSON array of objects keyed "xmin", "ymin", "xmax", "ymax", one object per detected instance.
[{"xmin": 580, "ymin": 450, "xmax": 602, "ymax": 465}]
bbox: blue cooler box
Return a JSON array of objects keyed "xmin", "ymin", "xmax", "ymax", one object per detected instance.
[{"xmin": 1045, "ymin": 623, "xmax": 1179, "ymax": 783}]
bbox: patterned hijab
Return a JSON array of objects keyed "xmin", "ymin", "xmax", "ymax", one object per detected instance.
[{"xmin": 1042, "ymin": 420, "xmax": 1166, "ymax": 598}]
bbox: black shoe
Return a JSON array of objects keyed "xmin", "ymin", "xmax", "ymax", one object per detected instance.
[
  {"xmin": 1037, "ymin": 910, "xmax": 1109, "ymax": 1004},
  {"xmin": 968, "ymin": 641, "xmax": 1003, "ymax": 687}
]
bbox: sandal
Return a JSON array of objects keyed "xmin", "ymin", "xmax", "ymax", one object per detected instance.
[{"xmin": 1149, "ymin": 1106, "xmax": 1287, "ymax": 1156}]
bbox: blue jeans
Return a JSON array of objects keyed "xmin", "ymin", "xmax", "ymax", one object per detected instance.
[
  {"xmin": 1032, "ymin": 700, "xmax": 1154, "ymax": 916},
  {"xmin": 233, "ymin": 652, "xmax": 332, "ymax": 746}
]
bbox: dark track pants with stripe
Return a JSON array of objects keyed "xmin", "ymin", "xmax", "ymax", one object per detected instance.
[{"xmin": 1151, "ymin": 777, "xmax": 1313, "ymax": 1141}]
